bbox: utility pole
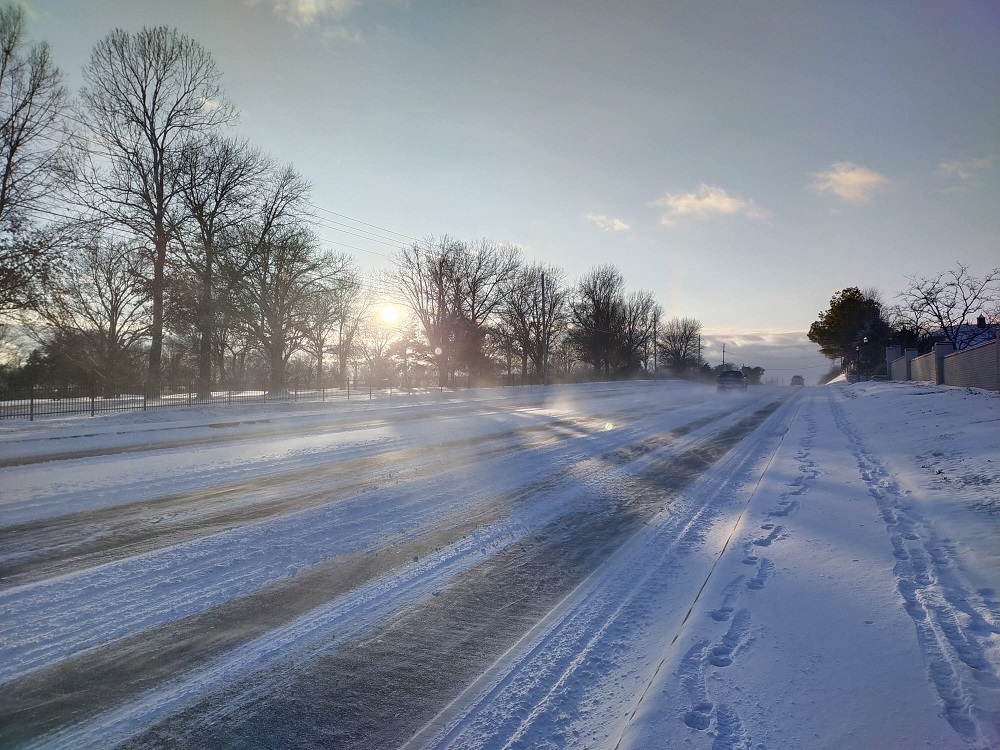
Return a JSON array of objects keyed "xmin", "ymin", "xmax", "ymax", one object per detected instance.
[
  {"xmin": 722, "ymin": 343, "xmax": 726, "ymax": 367},
  {"xmin": 540, "ymin": 271, "xmax": 547, "ymax": 385},
  {"xmin": 652, "ymin": 308, "xmax": 658, "ymax": 380}
]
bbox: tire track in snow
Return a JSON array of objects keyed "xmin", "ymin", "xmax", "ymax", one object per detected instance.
[
  {"xmin": 0, "ymin": 412, "xmax": 602, "ymax": 586},
  {"xmin": 115, "ymin": 400, "xmax": 788, "ymax": 750},
  {"xmin": 0, "ymin": 385, "xmax": 645, "ymax": 468},
  {"xmin": 1, "ymin": 400, "xmax": 710, "ymax": 684},
  {"xmin": 828, "ymin": 389, "xmax": 1000, "ymax": 750},
  {"xmin": 406, "ymin": 396, "xmax": 793, "ymax": 750},
  {"xmin": 1, "ymin": 393, "xmax": 781, "ymax": 747}
]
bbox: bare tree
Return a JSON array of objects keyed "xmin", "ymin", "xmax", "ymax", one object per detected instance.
[
  {"xmin": 658, "ymin": 316, "xmax": 703, "ymax": 376},
  {"xmin": 391, "ymin": 237, "xmax": 462, "ymax": 387},
  {"xmin": 231, "ymin": 228, "xmax": 342, "ymax": 391},
  {"xmin": 176, "ymin": 135, "xmax": 268, "ymax": 397},
  {"xmin": 488, "ymin": 317, "xmax": 520, "ymax": 384},
  {"xmin": 618, "ymin": 290, "xmax": 658, "ymax": 375},
  {"xmin": 332, "ymin": 274, "xmax": 368, "ymax": 386},
  {"xmin": 569, "ymin": 264, "xmax": 625, "ymax": 378},
  {"xmin": 896, "ymin": 264, "xmax": 1000, "ymax": 350},
  {"xmin": 391, "ymin": 237, "xmax": 521, "ymax": 387},
  {"xmin": 299, "ymin": 267, "xmax": 365, "ymax": 389},
  {"xmin": 225, "ymin": 165, "xmax": 350, "ymax": 391},
  {"xmin": 75, "ymin": 26, "xmax": 236, "ymax": 388},
  {"xmin": 387, "ymin": 319, "xmax": 429, "ymax": 391},
  {"xmin": 357, "ymin": 315, "xmax": 396, "ymax": 385},
  {"xmin": 497, "ymin": 262, "xmax": 567, "ymax": 383},
  {"xmin": 454, "ymin": 239, "xmax": 520, "ymax": 384},
  {"xmin": 28, "ymin": 233, "xmax": 150, "ymax": 384},
  {"xmin": 0, "ymin": 5, "xmax": 68, "ymax": 310}
]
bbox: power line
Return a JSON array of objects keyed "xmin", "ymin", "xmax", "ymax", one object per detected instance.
[{"xmin": 306, "ymin": 201, "xmax": 420, "ymax": 244}]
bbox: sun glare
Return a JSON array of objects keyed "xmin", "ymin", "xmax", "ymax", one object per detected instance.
[{"xmin": 380, "ymin": 305, "xmax": 400, "ymax": 326}]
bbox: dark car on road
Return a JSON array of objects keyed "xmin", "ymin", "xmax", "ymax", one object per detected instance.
[
  {"xmin": 717, "ymin": 370, "xmax": 747, "ymax": 392},
  {"xmin": 790, "ymin": 375, "xmax": 805, "ymax": 386}
]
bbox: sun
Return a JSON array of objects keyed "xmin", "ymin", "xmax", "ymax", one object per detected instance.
[{"xmin": 380, "ymin": 305, "xmax": 400, "ymax": 326}]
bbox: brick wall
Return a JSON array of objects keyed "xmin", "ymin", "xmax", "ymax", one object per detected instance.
[
  {"xmin": 943, "ymin": 341, "xmax": 999, "ymax": 391},
  {"xmin": 910, "ymin": 351, "xmax": 938, "ymax": 383},
  {"xmin": 890, "ymin": 356, "xmax": 908, "ymax": 381}
]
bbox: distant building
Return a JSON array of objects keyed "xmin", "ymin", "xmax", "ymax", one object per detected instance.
[{"xmin": 929, "ymin": 317, "xmax": 996, "ymax": 351}]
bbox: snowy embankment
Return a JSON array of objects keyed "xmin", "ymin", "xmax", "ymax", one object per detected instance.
[{"xmin": 0, "ymin": 380, "xmax": 997, "ymax": 749}]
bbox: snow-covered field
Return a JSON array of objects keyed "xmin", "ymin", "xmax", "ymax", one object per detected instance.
[{"xmin": 1, "ymin": 379, "xmax": 997, "ymax": 749}]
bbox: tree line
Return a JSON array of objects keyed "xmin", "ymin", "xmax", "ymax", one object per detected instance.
[
  {"xmin": 808, "ymin": 264, "xmax": 1000, "ymax": 380},
  {"xmin": 1, "ymin": 13, "xmax": 728, "ymax": 395}
]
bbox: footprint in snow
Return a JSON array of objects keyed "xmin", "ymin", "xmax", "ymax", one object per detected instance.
[
  {"xmin": 708, "ymin": 609, "xmax": 752, "ymax": 667},
  {"xmin": 708, "ymin": 576, "xmax": 745, "ymax": 622},
  {"xmin": 752, "ymin": 524, "xmax": 784, "ymax": 547},
  {"xmin": 747, "ymin": 558, "xmax": 774, "ymax": 590},
  {"xmin": 712, "ymin": 703, "xmax": 752, "ymax": 750},
  {"xmin": 768, "ymin": 500, "xmax": 799, "ymax": 518},
  {"xmin": 679, "ymin": 640, "xmax": 713, "ymax": 731}
]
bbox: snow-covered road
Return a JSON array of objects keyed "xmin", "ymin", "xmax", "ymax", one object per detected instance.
[{"xmin": 1, "ymin": 380, "xmax": 997, "ymax": 749}]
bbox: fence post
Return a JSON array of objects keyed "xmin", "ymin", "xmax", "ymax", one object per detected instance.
[
  {"xmin": 91, "ymin": 381, "xmax": 96, "ymax": 417},
  {"xmin": 294, "ymin": 385, "xmax": 298, "ymax": 402},
  {"xmin": 369, "ymin": 383, "xmax": 372, "ymax": 400},
  {"xmin": 29, "ymin": 385, "xmax": 35, "ymax": 421},
  {"xmin": 189, "ymin": 384, "xmax": 193, "ymax": 407}
]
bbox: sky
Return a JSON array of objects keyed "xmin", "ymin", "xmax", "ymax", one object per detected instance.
[{"xmin": 21, "ymin": 0, "xmax": 1000, "ymax": 380}]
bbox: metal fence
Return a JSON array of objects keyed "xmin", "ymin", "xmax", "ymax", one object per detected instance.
[{"xmin": 0, "ymin": 381, "xmax": 394, "ymax": 421}]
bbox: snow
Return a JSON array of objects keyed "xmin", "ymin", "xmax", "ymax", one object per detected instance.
[{"xmin": 1, "ymin": 380, "xmax": 998, "ymax": 749}]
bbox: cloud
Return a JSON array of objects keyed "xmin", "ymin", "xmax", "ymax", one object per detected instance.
[
  {"xmin": 584, "ymin": 213, "xmax": 630, "ymax": 232},
  {"xmin": 257, "ymin": 0, "xmax": 361, "ymax": 26},
  {"xmin": 652, "ymin": 184, "xmax": 767, "ymax": 226},
  {"xmin": 322, "ymin": 25, "xmax": 364, "ymax": 42},
  {"xmin": 938, "ymin": 156, "xmax": 993, "ymax": 182},
  {"xmin": 810, "ymin": 162, "xmax": 889, "ymax": 204},
  {"xmin": 699, "ymin": 328, "xmax": 833, "ymax": 377},
  {"xmin": 702, "ymin": 328, "xmax": 813, "ymax": 350}
]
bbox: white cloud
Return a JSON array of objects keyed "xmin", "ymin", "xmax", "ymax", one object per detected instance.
[
  {"xmin": 699, "ymin": 328, "xmax": 833, "ymax": 379},
  {"xmin": 323, "ymin": 25, "xmax": 364, "ymax": 42},
  {"xmin": 938, "ymin": 156, "xmax": 993, "ymax": 181},
  {"xmin": 584, "ymin": 213, "xmax": 630, "ymax": 232},
  {"xmin": 702, "ymin": 328, "xmax": 812, "ymax": 350},
  {"xmin": 810, "ymin": 162, "xmax": 889, "ymax": 204},
  {"xmin": 652, "ymin": 184, "xmax": 767, "ymax": 226},
  {"xmin": 257, "ymin": 0, "xmax": 361, "ymax": 26}
]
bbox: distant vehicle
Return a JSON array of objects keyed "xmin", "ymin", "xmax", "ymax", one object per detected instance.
[
  {"xmin": 790, "ymin": 375, "xmax": 805, "ymax": 386},
  {"xmin": 717, "ymin": 370, "xmax": 747, "ymax": 392}
]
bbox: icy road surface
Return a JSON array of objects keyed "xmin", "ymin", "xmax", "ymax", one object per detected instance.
[{"xmin": 1, "ymin": 380, "xmax": 998, "ymax": 749}]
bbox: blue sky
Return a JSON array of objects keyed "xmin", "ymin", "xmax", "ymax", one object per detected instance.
[{"xmin": 26, "ymin": 0, "xmax": 1000, "ymax": 380}]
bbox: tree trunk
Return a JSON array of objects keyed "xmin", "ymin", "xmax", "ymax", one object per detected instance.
[
  {"xmin": 196, "ymin": 242, "xmax": 214, "ymax": 399},
  {"xmin": 269, "ymin": 342, "xmax": 285, "ymax": 392}
]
